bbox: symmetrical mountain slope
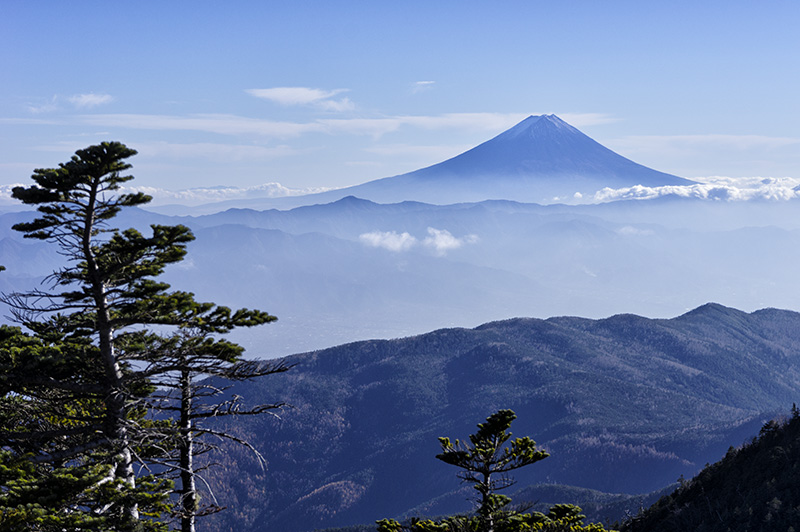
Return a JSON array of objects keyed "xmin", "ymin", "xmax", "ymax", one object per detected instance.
[
  {"xmin": 162, "ymin": 115, "xmax": 694, "ymax": 212},
  {"xmin": 340, "ymin": 115, "xmax": 694, "ymax": 204},
  {"xmin": 200, "ymin": 304, "xmax": 800, "ymax": 532}
]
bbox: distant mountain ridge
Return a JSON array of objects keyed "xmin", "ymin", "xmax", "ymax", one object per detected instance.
[
  {"xmin": 8, "ymin": 196, "xmax": 800, "ymax": 356},
  {"xmin": 200, "ymin": 303, "xmax": 800, "ymax": 532}
]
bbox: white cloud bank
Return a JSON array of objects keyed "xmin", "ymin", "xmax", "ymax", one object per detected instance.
[
  {"xmin": 359, "ymin": 227, "xmax": 479, "ymax": 256},
  {"xmin": 593, "ymin": 176, "xmax": 800, "ymax": 203},
  {"xmin": 0, "ymin": 184, "xmax": 24, "ymax": 205},
  {"xmin": 9, "ymin": 176, "xmax": 797, "ymax": 209}
]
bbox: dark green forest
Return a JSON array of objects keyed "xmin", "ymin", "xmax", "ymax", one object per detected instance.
[
  {"xmin": 0, "ymin": 143, "xmax": 286, "ymax": 531},
  {"xmin": 622, "ymin": 408, "xmax": 800, "ymax": 532}
]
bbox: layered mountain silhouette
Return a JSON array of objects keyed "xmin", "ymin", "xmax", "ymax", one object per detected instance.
[{"xmin": 200, "ymin": 303, "xmax": 798, "ymax": 532}]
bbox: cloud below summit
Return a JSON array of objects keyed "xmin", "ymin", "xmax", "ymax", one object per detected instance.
[
  {"xmin": 593, "ymin": 176, "xmax": 800, "ymax": 203},
  {"xmin": 359, "ymin": 228, "xmax": 479, "ymax": 255}
]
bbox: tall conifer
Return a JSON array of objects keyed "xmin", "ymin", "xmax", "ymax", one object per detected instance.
[{"xmin": 0, "ymin": 142, "xmax": 283, "ymax": 530}]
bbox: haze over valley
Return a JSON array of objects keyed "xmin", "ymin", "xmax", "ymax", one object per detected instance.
[{"xmin": 4, "ymin": 116, "xmax": 800, "ymax": 356}]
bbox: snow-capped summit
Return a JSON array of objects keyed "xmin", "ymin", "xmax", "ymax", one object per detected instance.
[
  {"xmin": 173, "ymin": 115, "xmax": 695, "ymax": 212},
  {"xmin": 338, "ymin": 114, "xmax": 694, "ymax": 204}
]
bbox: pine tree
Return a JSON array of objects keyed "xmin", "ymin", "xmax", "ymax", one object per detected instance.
[
  {"xmin": 0, "ymin": 142, "xmax": 282, "ymax": 530},
  {"xmin": 377, "ymin": 410, "xmax": 615, "ymax": 532},
  {"xmin": 140, "ymin": 329, "xmax": 289, "ymax": 532}
]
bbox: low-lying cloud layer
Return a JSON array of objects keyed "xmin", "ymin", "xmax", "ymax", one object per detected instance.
[
  {"xmin": 360, "ymin": 227, "xmax": 479, "ymax": 256},
  {"xmin": 5, "ymin": 177, "xmax": 800, "ymax": 209},
  {"xmin": 0, "ymin": 182, "xmax": 332, "ymax": 207},
  {"xmin": 593, "ymin": 176, "xmax": 800, "ymax": 203}
]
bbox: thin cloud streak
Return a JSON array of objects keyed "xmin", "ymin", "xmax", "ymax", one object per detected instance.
[
  {"xmin": 619, "ymin": 134, "xmax": 800, "ymax": 150},
  {"xmin": 0, "ymin": 181, "xmax": 332, "ymax": 206},
  {"xmin": 246, "ymin": 87, "xmax": 354, "ymax": 112},
  {"xmin": 411, "ymin": 81, "xmax": 435, "ymax": 94},
  {"xmin": 78, "ymin": 113, "xmax": 321, "ymax": 137},
  {"xmin": 73, "ymin": 112, "xmax": 617, "ymax": 139},
  {"xmin": 1, "ymin": 110, "xmax": 623, "ymax": 156},
  {"xmin": 134, "ymin": 141, "xmax": 299, "ymax": 162},
  {"xmin": 364, "ymin": 143, "xmax": 473, "ymax": 159},
  {"xmin": 68, "ymin": 93, "xmax": 114, "ymax": 108},
  {"xmin": 124, "ymin": 182, "xmax": 333, "ymax": 206}
]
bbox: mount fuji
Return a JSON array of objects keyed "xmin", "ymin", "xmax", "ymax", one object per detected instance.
[
  {"xmin": 171, "ymin": 114, "xmax": 696, "ymax": 213},
  {"xmin": 337, "ymin": 114, "xmax": 695, "ymax": 204}
]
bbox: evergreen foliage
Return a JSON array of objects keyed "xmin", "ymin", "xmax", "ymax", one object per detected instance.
[
  {"xmin": 622, "ymin": 406, "xmax": 800, "ymax": 531},
  {"xmin": 0, "ymin": 142, "xmax": 283, "ymax": 530},
  {"xmin": 377, "ymin": 410, "xmax": 614, "ymax": 532}
]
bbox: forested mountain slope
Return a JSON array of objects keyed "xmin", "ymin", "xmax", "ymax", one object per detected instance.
[
  {"xmin": 622, "ymin": 409, "xmax": 800, "ymax": 531},
  {"xmin": 200, "ymin": 304, "xmax": 800, "ymax": 532}
]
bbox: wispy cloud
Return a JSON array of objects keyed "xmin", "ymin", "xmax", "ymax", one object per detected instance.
[
  {"xmin": 411, "ymin": 81, "xmax": 435, "ymax": 94},
  {"xmin": 73, "ymin": 112, "xmax": 529, "ymax": 139},
  {"xmin": 134, "ymin": 141, "xmax": 298, "ymax": 162},
  {"xmin": 246, "ymin": 87, "xmax": 354, "ymax": 112},
  {"xmin": 33, "ymin": 110, "xmax": 618, "ymax": 142},
  {"xmin": 422, "ymin": 227, "xmax": 479, "ymax": 256},
  {"xmin": 318, "ymin": 113, "xmax": 529, "ymax": 138},
  {"xmin": 0, "ymin": 117, "xmax": 61, "ymax": 125},
  {"xmin": 78, "ymin": 113, "xmax": 322, "ymax": 137},
  {"xmin": 606, "ymin": 134, "xmax": 800, "ymax": 170},
  {"xmin": 559, "ymin": 113, "xmax": 619, "ymax": 127},
  {"xmin": 68, "ymin": 93, "xmax": 114, "ymax": 108},
  {"xmin": 364, "ymin": 143, "xmax": 472, "ymax": 159},
  {"xmin": 359, "ymin": 227, "xmax": 478, "ymax": 255},
  {"xmin": 121, "ymin": 182, "xmax": 333, "ymax": 206},
  {"xmin": 321, "ymin": 112, "xmax": 617, "ymax": 137},
  {"xmin": 616, "ymin": 226, "xmax": 655, "ymax": 237},
  {"xmin": 616, "ymin": 134, "xmax": 800, "ymax": 152},
  {"xmin": 26, "ymin": 93, "xmax": 114, "ymax": 113},
  {"xmin": 359, "ymin": 230, "xmax": 417, "ymax": 252},
  {"xmin": 26, "ymin": 96, "xmax": 60, "ymax": 114}
]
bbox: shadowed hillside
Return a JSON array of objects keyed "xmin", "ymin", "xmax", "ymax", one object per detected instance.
[
  {"xmin": 622, "ymin": 409, "xmax": 800, "ymax": 531},
  {"xmin": 199, "ymin": 304, "xmax": 800, "ymax": 532}
]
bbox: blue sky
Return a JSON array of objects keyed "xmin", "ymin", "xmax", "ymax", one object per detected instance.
[{"xmin": 2, "ymin": 1, "xmax": 799, "ymax": 198}]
